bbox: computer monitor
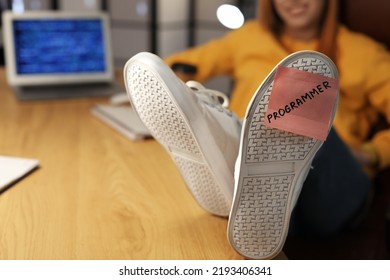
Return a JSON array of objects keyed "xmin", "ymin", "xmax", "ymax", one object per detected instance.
[{"xmin": 2, "ymin": 11, "xmax": 120, "ymax": 99}]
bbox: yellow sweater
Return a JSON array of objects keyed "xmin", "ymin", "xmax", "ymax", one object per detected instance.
[{"xmin": 165, "ymin": 20, "xmax": 390, "ymax": 170}]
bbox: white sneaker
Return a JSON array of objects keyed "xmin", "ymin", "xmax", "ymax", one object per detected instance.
[
  {"xmin": 124, "ymin": 52, "xmax": 241, "ymax": 217},
  {"xmin": 227, "ymin": 51, "xmax": 339, "ymax": 259}
]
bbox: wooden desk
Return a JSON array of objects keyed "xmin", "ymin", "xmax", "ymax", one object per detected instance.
[{"xmin": 0, "ymin": 68, "xmax": 244, "ymax": 260}]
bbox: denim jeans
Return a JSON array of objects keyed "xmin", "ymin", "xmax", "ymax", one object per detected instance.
[{"xmin": 289, "ymin": 129, "xmax": 372, "ymax": 237}]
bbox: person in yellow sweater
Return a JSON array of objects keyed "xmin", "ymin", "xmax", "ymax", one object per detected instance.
[
  {"xmin": 164, "ymin": 0, "xmax": 390, "ymax": 238},
  {"xmin": 125, "ymin": 0, "xmax": 390, "ymax": 259},
  {"xmin": 165, "ymin": 0, "xmax": 390, "ymax": 174}
]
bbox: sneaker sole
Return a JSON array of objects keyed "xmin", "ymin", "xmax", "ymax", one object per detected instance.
[
  {"xmin": 124, "ymin": 52, "xmax": 233, "ymax": 217},
  {"xmin": 227, "ymin": 51, "xmax": 339, "ymax": 259}
]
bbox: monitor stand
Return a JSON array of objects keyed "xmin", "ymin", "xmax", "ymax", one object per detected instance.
[{"xmin": 12, "ymin": 82, "xmax": 124, "ymax": 100}]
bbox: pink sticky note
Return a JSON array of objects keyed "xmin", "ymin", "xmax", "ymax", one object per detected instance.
[{"xmin": 264, "ymin": 66, "xmax": 339, "ymax": 140}]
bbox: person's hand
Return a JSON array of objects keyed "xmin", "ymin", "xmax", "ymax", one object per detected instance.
[
  {"xmin": 171, "ymin": 63, "xmax": 197, "ymax": 82},
  {"xmin": 174, "ymin": 71, "xmax": 195, "ymax": 82},
  {"xmin": 351, "ymin": 143, "xmax": 378, "ymax": 167}
]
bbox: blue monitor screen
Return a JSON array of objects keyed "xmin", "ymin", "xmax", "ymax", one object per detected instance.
[{"xmin": 13, "ymin": 19, "xmax": 106, "ymax": 75}]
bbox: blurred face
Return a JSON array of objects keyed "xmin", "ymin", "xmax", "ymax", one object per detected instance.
[{"xmin": 273, "ymin": 0, "xmax": 326, "ymax": 35}]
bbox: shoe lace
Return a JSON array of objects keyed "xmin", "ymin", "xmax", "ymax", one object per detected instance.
[{"xmin": 186, "ymin": 81, "xmax": 229, "ymax": 109}]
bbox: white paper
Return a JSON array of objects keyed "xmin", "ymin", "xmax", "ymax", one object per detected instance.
[{"xmin": 0, "ymin": 155, "xmax": 39, "ymax": 191}]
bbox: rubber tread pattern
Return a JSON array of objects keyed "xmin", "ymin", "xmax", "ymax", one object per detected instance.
[
  {"xmin": 126, "ymin": 63, "xmax": 230, "ymax": 216},
  {"xmin": 230, "ymin": 55, "xmax": 334, "ymax": 259}
]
